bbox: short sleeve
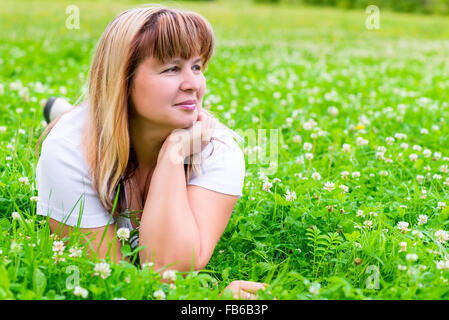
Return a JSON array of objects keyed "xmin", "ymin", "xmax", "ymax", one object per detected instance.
[
  {"xmin": 187, "ymin": 124, "xmax": 246, "ymax": 198},
  {"xmin": 35, "ymin": 137, "xmax": 114, "ymax": 228}
]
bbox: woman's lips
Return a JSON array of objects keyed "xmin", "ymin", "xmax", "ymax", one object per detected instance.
[{"xmin": 175, "ymin": 103, "xmax": 196, "ymax": 110}]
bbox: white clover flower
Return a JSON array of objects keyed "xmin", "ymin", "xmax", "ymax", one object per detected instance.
[
  {"xmin": 412, "ymin": 230, "xmax": 424, "ymax": 239},
  {"xmin": 434, "ymin": 152, "xmax": 442, "ymax": 161},
  {"xmin": 342, "ymin": 144, "xmax": 351, "ymax": 153},
  {"xmin": 397, "ymin": 221, "xmax": 410, "ymax": 233},
  {"xmin": 305, "ymin": 153, "xmax": 314, "ymax": 160},
  {"xmin": 16, "ymin": 107, "xmax": 23, "ymax": 114},
  {"xmin": 11, "ymin": 212, "xmax": 20, "ymax": 220},
  {"xmin": 354, "ymin": 242, "xmax": 362, "ymax": 249},
  {"xmin": 328, "ymin": 106, "xmax": 339, "ymax": 116},
  {"xmin": 296, "ymin": 156, "xmax": 304, "ymax": 165},
  {"xmin": 399, "ymin": 242, "xmax": 407, "ymax": 253},
  {"xmin": 339, "ymin": 185, "xmax": 349, "ymax": 193},
  {"xmin": 341, "ymin": 171, "xmax": 349, "ymax": 179},
  {"xmin": 416, "ymin": 175, "xmax": 424, "ymax": 184},
  {"xmin": 440, "ymin": 165, "xmax": 448, "ymax": 173},
  {"xmin": 162, "ymin": 270, "xmax": 177, "ymax": 282},
  {"xmin": 438, "ymin": 202, "xmax": 446, "ymax": 210},
  {"xmin": 117, "ymin": 227, "xmax": 130, "ymax": 242},
  {"xmin": 420, "ymin": 128, "xmax": 429, "ymax": 135},
  {"xmin": 363, "ymin": 220, "xmax": 373, "ymax": 229},
  {"xmin": 323, "ymin": 182, "xmax": 335, "ymax": 192},
  {"xmin": 74, "ymin": 286, "xmax": 89, "ymax": 299},
  {"xmin": 376, "ymin": 152, "xmax": 385, "ymax": 160},
  {"xmin": 432, "ymin": 125, "xmax": 440, "ymax": 131},
  {"xmin": 293, "ymin": 135, "xmax": 302, "ymax": 144},
  {"xmin": 423, "ymin": 149, "xmax": 432, "ymax": 158},
  {"xmin": 30, "ymin": 196, "xmax": 40, "ymax": 202},
  {"xmin": 377, "ymin": 146, "xmax": 387, "ymax": 153},
  {"xmin": 303, "ymin": 142, "xmax": 313, "ymax": 151},
  {"xmin": 356, "ymin": 137, "xmax": 369, "ymax": 146},
  {"xmin": 412, "ymin": 145, "xmax": 422, "ymax": 152},
  {"xmin": 142, "ymin": 262, "xmax": 154, "ymax": 269},
  {"xmin": 52, "ymin": 241, "xmax": 65, "ymax": 254},
  {"xmin": 94, "ymin": 262, "xmax": 111, "ymax": 279},
  {"xmin": 154, "ymin": 289, "xmax": 166, "ymax": 300},
  {"xmin": 398, "ymin": 264, "xmax": 407, "ymax": 271},
  {"xmin": 418, "ymin": 215, "xmax": 428, "ymax": 225},
  {"xmin": 356, "ymin": 210, "xmax": 364, "ymax": 217},
  {"xmin": 310, "ymin": 133, "xmax": 317, "ymax": 139},
  {"xmin": 262, "ymin": 180, "xmax": 273, "ymax": 192},
  {"xmin": 400, "ymin": 143, "xmax": 409, "ymax": 149},
  {"xmin": 69, "ymin": 246, "xmax": 82, "ymax": 258},
  {"xmin": 436, "ymin": 260, "xmax": 449, "ymax": 271},
  {"xmin": 352, "ymin": 171, "xmax": 360, "ymax": 178},
  {"xmin": 309, "ymin": 283, "xmax": 321, "ymax": 295},
  {"xmin": 379, "ymin": 170, "xmax": 388, "ymax": 177},
  {"xmin": 18, "ymin": 177, "xmax": 29, "ymax": 185},
  {"xmin": 406, "ymin": 253, "xmax": 418, "ymax": 262},
  {"xmin": 0, "ymin": 126, "xmax": 6, "ymax": 133},
  {"xmin": 311, "ymin": 172, "xmax": 321, "ymax": 181},
  {"xmin": 409, "ymin": 154, "xmax": 418, "ymax": 162},
  {"xmin": 433, "ymin": 174, "xmax": 442, "ymax": 180},
  {"xmin": 435, "ymin": 230, "xmax": 449, "ymax": 244},
  {"xmin": 10, "ymin": 240, "xmax": 22, "ymax": 253},
  {"xmin": 285, "ymin": 190, "xmax": 296, "ymax": 202},
  {"xmin": 386, "ymin": 137, "xmax": 395, "ymax": 145},
  {"xmin": 394, "ymin": 133, "xmax": 407, "ymax": 140}
]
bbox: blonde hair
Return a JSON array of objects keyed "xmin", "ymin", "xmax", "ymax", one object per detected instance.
[{"xmin": 35, "ymin": 5, "xmax": 243, "ymax": 220}]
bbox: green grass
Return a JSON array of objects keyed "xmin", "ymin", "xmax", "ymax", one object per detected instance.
[{"xmin": 1, "ymin": 0, "xmax": 449, "ymax": 299}]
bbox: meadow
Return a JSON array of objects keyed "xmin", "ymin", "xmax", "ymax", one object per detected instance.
[{"xmin": 1, "ymin": 0, "xmax": 449, "ymax": 299}]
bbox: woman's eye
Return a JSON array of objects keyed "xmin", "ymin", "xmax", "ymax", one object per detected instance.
[
  {"xmin": 165, "ymin": 66, "xmax": 179, "ymax": 73},
  {"xmin": 193, "ymin": 65, "xmax": 202, "ymax": 71}
]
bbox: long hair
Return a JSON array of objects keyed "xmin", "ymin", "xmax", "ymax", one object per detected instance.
[{"xmin": 35, "ymin": 5, "xmax": 243, "ymax": 220}]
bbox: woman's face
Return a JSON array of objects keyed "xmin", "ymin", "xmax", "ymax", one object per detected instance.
[{"xmin": 130, "ymin": 54, "xmax": 206, "ymax": 130}]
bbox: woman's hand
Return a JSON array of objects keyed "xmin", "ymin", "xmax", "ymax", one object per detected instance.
[
  {"xmin": 164, "ymin": 111, "xmax": 215, "ymax": 164},
  {"xmin": 221, "ymin": 280, "xmax": 269, "ymax": 300}
]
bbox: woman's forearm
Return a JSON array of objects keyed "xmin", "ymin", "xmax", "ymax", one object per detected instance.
[{"xmin": 138, "ymin": 140, "xmax": 202, "ymax": 271}]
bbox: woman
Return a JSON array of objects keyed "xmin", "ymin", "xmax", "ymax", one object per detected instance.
[{"xmin": 34, "ymin": 5, "xmax": 268, "ymax": 300}]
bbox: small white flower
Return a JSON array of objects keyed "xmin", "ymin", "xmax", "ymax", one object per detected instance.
[
  {"xmin": 420, "ymin": 128, "xmax": 429, "ymax": 135},
  {"xmin": 311, "ymin": 172, "xmax": 321, "ymax": 181},
  {"xmin": 400, "ymin": 143, "xmax": 409, "ymax": 150},
  {"xmin": 323, "ymin": 182, "xmax": 335, "ymax": 192},
  {"xmin": 162, "ymin": 270, "xmax": 177, "ymax": 282},
  {"xmin": 433, "ymin": 174, "xmax": 442, "ymax": 180},
  {"xmin": 363, "ymin": 220, "xmax": 373, "ymax": 229},
  {"xmin": 399, "ymin": 242, "xmax": 407, "ymax": 253},
  {"xmin": 438, "ymin": 202, "xmax": 446, "ymax": 210},
  {"xmin": 409, "ymin": 154, "xmax": 418, "ymax": 162},
  {"xmin": 296, "ymin": 156, "xmax": 304, "ymax": 165},
  {"xmin": 328, "ymin": 106, "xmax": 339, "ymax": 116},
  {"xmin": 423, "ymin": 149, "xmax": 432, "ymax": 158},
  {"xmin": 309, "ymin": 283, "xmax": 321, "ymax": 295},
  {"xmin": 154, "ymin": 289, "xmax": 166, "ymax": 300},
  {"xmin": 397, "ymin": 221, "xmax": 410, "ymax": 233},
  {"xmin": 435, "ymin": 230, "xmax": 449, "ymax": 244},
  {"xmin": 293, "ymin": 135, "xmax": 302, "ymax": 144},
  {"xmin": 18, "ymin": 177, "xmax": 29, "ymax": 185},
  {"xmin": 0, "ymin": 126, "xmax": 6, "ymax": 133},
  {"xmin": 303, "ymin": 142, "xmax": 313, "ymax": 151},
  {"xmin": 406, "ymin": 253, "xmax": 418, "ymax": 262},
  {"xmin": 356, "ymin": 210, "xmax": 364, "ymax": 217},
  {"xmin": 412, "ymin": 145, "xmax": 422, "ymax": 152},
  {"xmin": 262, "ymin": 180, "xmax": 273, "ymax": 192},
  {"xmin": 440, "ymin": 165, "xmax": 448, "ymax": 173},
  {"xmin": 376, "ymin": 152, "xmax": 385, "ymax": 160},
  {"xmin": 418, "ymin": 215, "xmax": 428, "ymax": 225},
  {"xmin": 356, "ymin": 137, "xmax": 369, "ymax": 146},
  {"xmin": 416, "ymin": 175, "xmax": 424, "ymax": 184},
  {"xmin": 11, "ymin": 212, "xmax": 20, "ymax": 220},
  {"xmin": 398, "ymin": 264, "xmax": 407, "ymax": 271},
  {"xmin": 69, "ymin": 246, "xmax": 82, "ymax": 258},
  {"xmin": 379, "ymin": 170, "xmax": 388, "ymax": 177},
  {"xmin": 386, "ymin": 137, "xmax": 395, "ymax": 145},
  {"xmin": 342, "ymin": 144, "xmax": 351, "ymax": 153},
  {"xmin": 436, "ymin": 260, "xmax": 449, "ymax": 271},
  {"xmin": 339, "ymin": 185, "xmax": 349, "ymax": 193},
  {"xmin": 352, "ymin": 171, "xmax": 360, "ymax": 178},
  {"xmin": 117, "ymin": 227, "xmax": 130, "ymax": 242},
  {"xmin": 285, "ymin": 190, "xmax": 296, "ymax": 202},
  {"xmin": 341, "ymin": 171, "xmax": 350, "ymax": 179},
  {"xmin": 395, "ymin": 133, "xmax": 407, "ymax": 140},
  {"xmin": 305, "ymin": 153, "xmax": 314, "ymax": 160},
  {"xmin": 434, "ymin": 152, "xmax": 442, "ymax": 161},
  {"xmin": 16, "ymin": 108, "xmax": 23, "ymax": 114},
  {"xmin": 94, "ymin": 262, "xmax": 111, "ymax": 279},
  {"xmin": 52, "ymin": 241, "xmax": 65, "ymax": 254},
  {"xmin": 30, "ymin": 196, "xmax": 40, "ymax": 202},
  {"xmin": 73, "ymin": 286, "xmax": 88, "ymax": 299}
]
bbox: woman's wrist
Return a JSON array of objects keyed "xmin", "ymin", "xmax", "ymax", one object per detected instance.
[{"xmin": 157, "ymin": 134, "xmax": 185, "ymax": 166}]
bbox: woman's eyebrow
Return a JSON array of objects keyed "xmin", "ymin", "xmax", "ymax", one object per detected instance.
[{"xmin": 167, "ymin": 58, "xmax": 202, "ymax": 64}]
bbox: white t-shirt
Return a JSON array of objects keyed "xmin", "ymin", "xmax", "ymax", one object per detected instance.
[{"xmin": 35, "ymin": 104, "xmax": 245, "ymax": 248}]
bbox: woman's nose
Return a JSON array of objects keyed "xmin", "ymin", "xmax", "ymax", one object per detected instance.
[{"xmin": 179, "ymin": 68, "xmax": 201, "ymax": 91}]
